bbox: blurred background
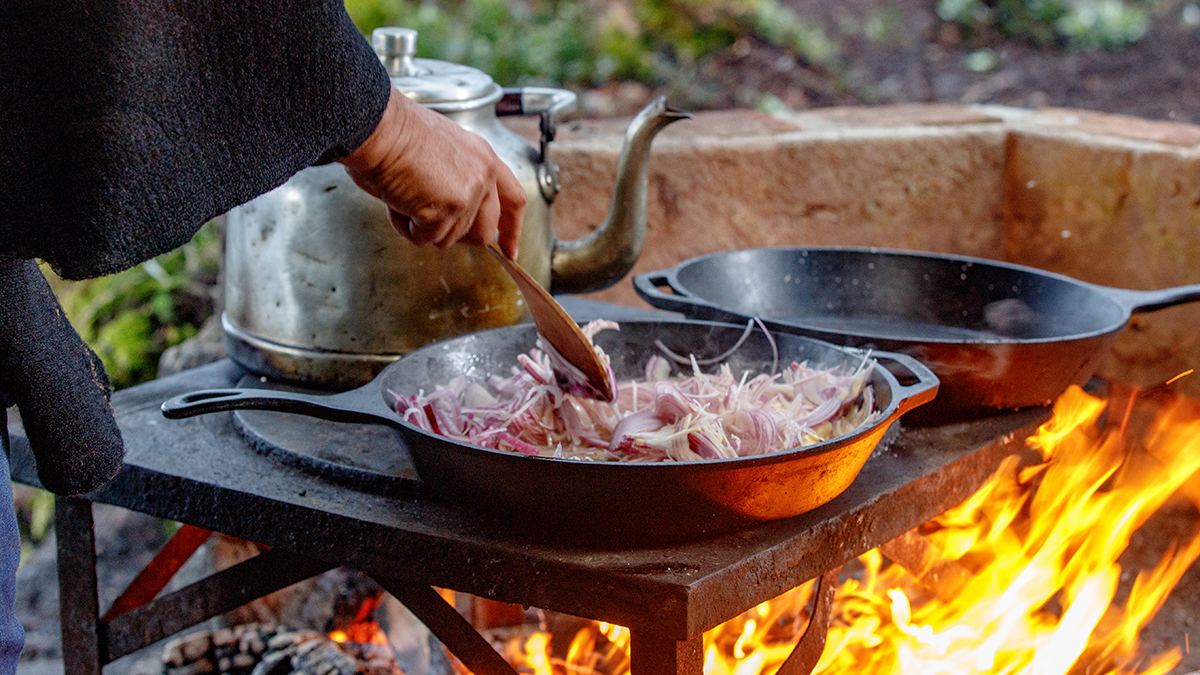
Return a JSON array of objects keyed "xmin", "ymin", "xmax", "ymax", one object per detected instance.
[{"xmin": 48, "ymin": 0, "xmax": 1200, "ymax": 392}]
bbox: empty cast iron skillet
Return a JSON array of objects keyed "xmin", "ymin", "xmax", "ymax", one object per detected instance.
[
  {"xmin": 634, "ymin": 247, "xmax": 1200, "ymax": 423},
  {"xmin": 162, "ymin": 320, "xmax": 937, "ymax": 546}
]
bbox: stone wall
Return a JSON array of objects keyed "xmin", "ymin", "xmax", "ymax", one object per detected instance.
[
  {"xmin": 1001, "ymin": 112, "xmax": 1200, "ymax": 399},
  {"xmin": 523, "ymin": 104, "xmax": 1200, "ymax": 399}
]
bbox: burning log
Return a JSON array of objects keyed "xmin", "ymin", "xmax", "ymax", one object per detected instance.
[
  {"xmin": 161, "ymin": 623, "xmax": 404, "ymax": 675},
  {"xmin": 162, "ymin": 623, "xmax": 276, "ymax": 675},
  {"xmin": 878, "ymin": 521, "xmax": 977, "ymax": 601}
]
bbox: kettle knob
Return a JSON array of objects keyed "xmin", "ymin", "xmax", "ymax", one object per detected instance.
[{"xmin": 372, "ymin": 27, "xmax": 427, "ymax": 77}]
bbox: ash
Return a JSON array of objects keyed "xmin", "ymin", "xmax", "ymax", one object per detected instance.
[{"xmin": 161, "ymin": 624, "xmax": 402, "ymax": 675}]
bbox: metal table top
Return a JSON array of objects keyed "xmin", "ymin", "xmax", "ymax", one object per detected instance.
[{"xmin": 7, "ymin": 298, "xmax": 1047, "ymax": 639}]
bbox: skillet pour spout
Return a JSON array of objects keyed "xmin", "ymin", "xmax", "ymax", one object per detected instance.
[{"xmin": 162, "ymin": 321, "xmax": 938, "ymax": 546}]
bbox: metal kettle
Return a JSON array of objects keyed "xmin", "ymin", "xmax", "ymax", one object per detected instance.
[{"xmin": 222, "ymin": 27, "xmax": 688, "ymax": 387}]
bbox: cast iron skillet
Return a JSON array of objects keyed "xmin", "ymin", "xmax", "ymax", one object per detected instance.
[
  {"xmin": 634, "ymin": 247, "xmax": 1200, "ymax": 424},
  {"xmin": 162, "ymin": 321, "xmax": 937, "ymax": 546}
]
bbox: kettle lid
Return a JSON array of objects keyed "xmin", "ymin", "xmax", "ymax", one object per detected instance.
[{"xmin": 372, "ymin": 27, "xmax": 498, "ymax": 106}]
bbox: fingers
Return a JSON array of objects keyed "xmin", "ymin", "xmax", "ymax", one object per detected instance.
[
  {"xmin": 387, "ymin": 209, "xmax": 414, "ymax": 241},
  {"xmin": 431, "ymin": 170, "xmax": 490, "ymax": 249},
  {"xmin": 462, "ymin": 189, "xmax": 501, "ymax": 250},
  {"xmin": 495, "ymin": 169, "xmax": 526, "ymax": 259},
  {"xmin": 411, "ymin": 187, "xmax": 480, "ymax": 248},
  {"xmin": 341, "ymin": 89, "xmax": 526, "ymax": 253}
]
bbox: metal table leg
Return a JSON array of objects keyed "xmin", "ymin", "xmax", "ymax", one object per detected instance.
[
  {"xmin": 629, "ymin": 632, "xmax": 705, "ymax": 675},
  {"xmin": 777, "ymin": 565, "xmax": 842, "ymax": 675},
  {"xmin": 373, "ymin": 577, "xmax": 521, "ymax": 675},
  {"xmin": 52, "ymin": 496, "xmax": 338, "ymax": 672},
  {"xmin": 627, "ymin": 564, "xmax": 843, "ymax": 675},
  {"xmin": 56, "ymin": 496, "xmax": 103, "ymax": 675}
]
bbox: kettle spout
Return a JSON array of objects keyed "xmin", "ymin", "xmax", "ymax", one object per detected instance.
[{"xmin": 550, "ymin": 97, "xmax": 690, "ymax": 295}]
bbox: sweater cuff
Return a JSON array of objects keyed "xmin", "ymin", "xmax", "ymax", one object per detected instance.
[{"xmin": 313, "ymin": 87, "xmax": 389, "ymax": 166}]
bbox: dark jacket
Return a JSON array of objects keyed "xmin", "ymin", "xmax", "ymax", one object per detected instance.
[{"xmin": 0, "ymin": 0, "xmax": 391, "ymax": 495}]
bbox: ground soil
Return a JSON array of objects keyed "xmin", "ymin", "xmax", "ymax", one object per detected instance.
[{"xmin": 650, "ymin": 0, "xmax": 1200, "ymax": 124}]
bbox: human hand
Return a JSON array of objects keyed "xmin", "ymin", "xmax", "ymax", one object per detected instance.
[{"xmin": 340, "ymin": 88, "xmax": 526, "ymax": 258}]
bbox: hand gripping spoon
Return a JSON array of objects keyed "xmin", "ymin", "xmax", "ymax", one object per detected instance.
[{"xmin": 487, "ymin": 244, "xmax": 616, "ymax": 402}]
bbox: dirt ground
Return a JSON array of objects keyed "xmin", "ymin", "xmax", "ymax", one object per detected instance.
[{"xmin": 650, "ymin": 0, "xmax": 1200, "ymax": 124}]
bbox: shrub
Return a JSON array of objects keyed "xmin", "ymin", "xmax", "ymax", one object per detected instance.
[
  {"xmin": 936, "ymin": 0, "xmax": 1149, "ymax": 49},
  {"xmin": 344, "ymin": 0, "xmax": 839, "ymax": 89}
]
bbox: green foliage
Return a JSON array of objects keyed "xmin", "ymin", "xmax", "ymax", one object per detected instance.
[
  {"xmin": 747, "ymin": 0, "xmax": 839, "ymax": 65},
  {"xmin": 1054, "ymin": 0, "xmax": 1148, "ymax": 48},
  {"xmin": 345, "ymin": 0, "xmax": 839, "ymax": 89},
  {"xmin": 45, "ymin": 223, "xmax": 220, "ymax": 390},
  {"xmin": 937, "ymin": 0, "xmax": 1148, "ymax": 48},
  {"xmin": 862, "ymin": 7, "xmax": 912, "ymax": 47},
  {"xmin": 349, "ymin": 0, "xmax": 616, "ymax": 85},
  {"xmin": 14, "ymin": 487, "xmax": 55, "ymax": 566},
  {"xmin": 964, "ymin": 47, "xmax": 1002, "ymax": 70},
  {"xmin": 754, "ymin": 92, "xmax": 794, "ymax": 114}
]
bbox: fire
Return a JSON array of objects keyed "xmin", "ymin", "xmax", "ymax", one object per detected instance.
[
  {"xmin": 328, "ymin": 623, "xmax": 390, "ymax": 646},
  {"xmin": 501, "ymin": 621, "xmax": 633, "ymax": 675},
  {"xmin": 489, "ymin": 385, "xmax": 1200, "ymax": 675},
  {"xmin": 330, "ymin": 593, "xmax": 391, "ymax": 646}
]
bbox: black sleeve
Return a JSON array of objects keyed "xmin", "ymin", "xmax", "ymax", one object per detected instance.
[
  {"xmin": 0, "ymin": 0, "xmax": 391, "ymax": 494},
  {"xmin": 0, "ymin": 0, "xmax": 392, "ymax": 280}
]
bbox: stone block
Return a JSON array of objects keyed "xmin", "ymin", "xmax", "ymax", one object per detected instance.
[
  {"xmin": 1003, "ymin": 124, "xmax": 1200, "ymax": 398},
  {"xmin": 1003, "ymin": 131, "xmax": 1136, "ymax": 275},
  {"xmin": 1023, "ymin": 108, "xmax": 1200, "ymax": 148},
  {"xmin": 543, "ymin": 113, "xmax": 1007, "ymax": 307},
  {"xmin": 790, "ymin": 103, "xmax": 1002, "ymax": 130}
]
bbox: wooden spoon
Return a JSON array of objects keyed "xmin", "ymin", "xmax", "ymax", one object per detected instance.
[{"xmin": 487, "ymin": 243, "xmax": 615, "ymax": 402}]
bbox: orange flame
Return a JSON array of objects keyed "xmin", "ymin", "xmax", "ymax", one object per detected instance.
[
  {"xmin": 329, "ymin": 593, "xmax": 391, "ymax": 646},
  {"xmin": 487, "ymin": 385, "xmax": 1200, "ymax": 675},
  {"xmin": 328, "ymin": 622, "xmax": 390, "ymax": 646}
]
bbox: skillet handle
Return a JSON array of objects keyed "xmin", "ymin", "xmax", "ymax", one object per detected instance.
[
  {"xmin": 161, "ymin": 388, "xmax": 398, "ymax": 427},
  {"xmin": 873, "ymin": 352, "xmax": 940, "ymax": 416},
  {"xmin": 632, "ymin": 271, "xmax": 712, "ymax": 316},
  {"xmin": 1101, "ymin": 283, "xmax": 1200, "ymax": 314}
]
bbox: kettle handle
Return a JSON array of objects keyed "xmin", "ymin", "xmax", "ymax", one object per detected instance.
[
  {"xmin": 497, "ymin": 87, "xmax": 578, "ymax": 168},
  {"xmin": 496, "ymin": 87, "xmax": 577, "ymax": 119}
]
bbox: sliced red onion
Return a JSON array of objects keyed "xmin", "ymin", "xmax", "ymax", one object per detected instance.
[
  {"xmin": 536, "ymin": 325, "xmax": 618, "ymax": 400},
  {"xmin": 390, "ymin": 320, "xmax": 880, "ymax": 463},
  {"xmin": 609, "ymin": 408, "xmax": 663, "ymax": 453}
]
